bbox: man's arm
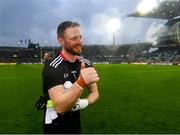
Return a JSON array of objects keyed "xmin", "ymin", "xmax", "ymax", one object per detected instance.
[
  {"xmin": 48, "ymin": 67, "xmax": 99, "ymax": 114},
  {"xmin": 86, "ymin": 82, "xmax": 99, "ymax": 105},
  {"xmin": 48, "ymin": 83, "xmax": 83, "ymax": 114},
  {"xmin": 70, "ymin": 82, "xmax": 99, "ymax": 112}
]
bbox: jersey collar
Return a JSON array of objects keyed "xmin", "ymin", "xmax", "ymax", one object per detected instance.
[{"xmin": 60, "ymin": 51, "xmax": 78, "ymax": 62}]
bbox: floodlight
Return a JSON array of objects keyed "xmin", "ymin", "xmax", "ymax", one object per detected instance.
[{"xmin": 107, "ymin": 18, "xmax": 121, "ymax": 33}]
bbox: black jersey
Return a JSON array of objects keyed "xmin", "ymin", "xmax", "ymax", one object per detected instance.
[
  {"xmin": 42, "ymin": 51, "xmax": 92, "ymax": 134},
  {"xmin": 42, "ymin": 51, "xmax": 92, "ymax": 96}
]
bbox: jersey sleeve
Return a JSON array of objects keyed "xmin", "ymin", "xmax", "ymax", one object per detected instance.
[{"xmin": 42, "ymin": 64, "xmax": 64, "ymax": 91}]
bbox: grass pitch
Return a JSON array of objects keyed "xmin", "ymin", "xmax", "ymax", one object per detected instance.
[{"xmin": 0, "ymin": 64, "xmax": 180, "ymax": 133}]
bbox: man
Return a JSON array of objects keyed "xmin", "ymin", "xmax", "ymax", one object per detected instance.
[
  {"xmin": 43, "ymin": 52, "xmax": 53, "ymax": 63},
  {"xmin": 42, "ymin": 21, "xmax": 99, "ymax": 134}
]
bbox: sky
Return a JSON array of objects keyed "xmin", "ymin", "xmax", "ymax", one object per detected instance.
[{"xmin": 0, "ymin": 0, "xmax": 167, "ymax": 47}]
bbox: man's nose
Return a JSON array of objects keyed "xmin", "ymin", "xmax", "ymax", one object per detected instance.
[{"xmin": 76, "ymin": 37, "xmax": 83, "ymax": 44}]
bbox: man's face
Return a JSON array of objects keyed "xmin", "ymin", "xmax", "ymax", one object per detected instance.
[
  {"xmin": 61, "ymin": 26, "xmax": 83, "ymax": 55},
  {"xmin": 43, "ymin": 53, "xmax": 50, "ymax": 59}
]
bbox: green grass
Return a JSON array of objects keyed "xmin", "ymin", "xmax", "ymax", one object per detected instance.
[
  {"xmin": 0, "ymin": 64, "xmax": 43, "ymax": 133},
  {"xmin": 1, "ymin": 64, "xmax": 180, "ymax": 133}
]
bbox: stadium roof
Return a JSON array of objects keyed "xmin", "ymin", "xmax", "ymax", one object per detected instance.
[{"xmin": 127, "ymin": 0, "xmax": 180, "ymax": 20}]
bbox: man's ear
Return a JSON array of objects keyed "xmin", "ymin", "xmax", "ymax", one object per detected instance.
[{"xmin": 57, "ymin": 37, "xmax": 65, "ymax": 46}]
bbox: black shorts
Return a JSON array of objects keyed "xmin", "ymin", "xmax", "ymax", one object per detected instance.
[{"xmin": 43, "ymin": 111, "xmax": 81, "ymax": 134}]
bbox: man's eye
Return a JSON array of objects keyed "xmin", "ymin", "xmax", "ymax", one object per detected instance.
[
  {"xmin": 70, "ymin": 36, "xmax": 81, "ymax": 41},
  {"xmin": 72, "ymin": 37, "xmax": 77, "ymax": 40}
]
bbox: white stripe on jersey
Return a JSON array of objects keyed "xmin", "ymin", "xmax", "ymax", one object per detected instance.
[
  {"xmin": 50, "ymin": 56, "xmax": 61, "ymax": 66},
  {"xmin": 52, "ymin": 57, "xmax": 62, "ymax": 67},
  {"xmin": 54, "ymin": 58, "xmax": 63, "ymax": 68},
  {"xmin": 50, "ymin": 56, "xmax": 63, "ymax": 68}
]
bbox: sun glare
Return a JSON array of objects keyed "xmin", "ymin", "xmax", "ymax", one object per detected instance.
[{"xmin": 137, "ymin": 0, "xmax": 158, "ymax": 15}]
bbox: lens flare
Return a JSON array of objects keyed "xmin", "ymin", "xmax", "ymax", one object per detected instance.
[
  {"xmin": 107, "ymin": 18, "xmax": 121, "ymax": 33},
  {"xmin": 137, "ymin": 0, "xmax": 158, "ymax": 15}
]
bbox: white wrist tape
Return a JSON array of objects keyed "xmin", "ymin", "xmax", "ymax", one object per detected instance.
[{"xmin": 71, "ymin": 98, "xmax": 89, "ymax": 111}]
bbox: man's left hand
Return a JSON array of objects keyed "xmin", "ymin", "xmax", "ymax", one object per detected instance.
[{"xmin": 71, "ymin": 98, "xmax": 89, "ymax": 111}]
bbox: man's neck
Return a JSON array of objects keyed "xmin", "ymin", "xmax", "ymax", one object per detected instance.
[{"xmin": 61, "ymin": 50, "xmax": 76, "ymax": 62}]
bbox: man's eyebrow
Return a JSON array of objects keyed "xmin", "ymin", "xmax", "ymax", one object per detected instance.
[{"xmin": 68, "ymin": 34, "xmax": 81, "ymax": 38}]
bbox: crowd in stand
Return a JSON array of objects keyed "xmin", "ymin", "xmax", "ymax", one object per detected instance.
[
  {"xmin": 133, "ymin": 46, "xmax": 180, "ymax": 65},
  {"xmin": 1, "ymin": 44, "xmax": 180, "ymax": 65}
]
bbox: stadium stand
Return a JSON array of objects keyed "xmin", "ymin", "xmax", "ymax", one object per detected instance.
[
  {"xmin": 1, "ymin": 41, "xmax": 180, "ymax": 65},
  {"xmin": 127, "ymin": 0, "xmax": 180, "ymax": 65},
  {"xmin": 0, "ymin": 43, "xmax": 60, "ymax": 64},
  {"xmin": 0, "ymin": 42, "xmax": 152, "ymax": 64}
]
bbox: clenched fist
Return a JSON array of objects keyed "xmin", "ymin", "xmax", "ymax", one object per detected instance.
[{"xmin": 76, "ymin": 62, "xmax": 99, "ymax": 89}]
